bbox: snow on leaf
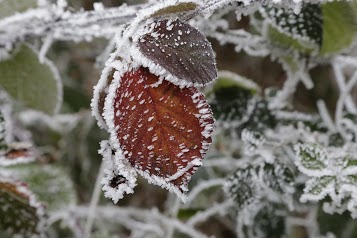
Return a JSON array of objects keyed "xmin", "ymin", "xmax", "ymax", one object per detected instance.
[
  {"xmin": 0, "ymin": 177, "xmax": 46, "ymax": 237},
  {"xmin": 106, "ymin": 67, "xmax": 214, "ymax": 201},
  {"xmin": 137, "ymin": 19, "xmax": 217, "ymax": 87}
]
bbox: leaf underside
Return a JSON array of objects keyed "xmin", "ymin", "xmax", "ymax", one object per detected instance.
[
  {"xmin": 113, "ymin": 67, "xmax": 214, "ymax": 193},
  {"xmin": 138, "ymin": 19, "xmax": 217, "ymax": 86}
]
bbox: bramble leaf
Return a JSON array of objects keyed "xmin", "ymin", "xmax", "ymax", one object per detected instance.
[
  {"xmin": 8, "ymin": 164, "xmax": 77, "ymax": 212},
  {"xmin": 138, "ymin": 19, "xmax": 217, "ymax": 87},
  {"xmin": 110, "ymin": 67, "xmax": 214, "ymax": 201},
  {"xmin": 294, "ymin": 143, "xmax": 328, "ymax": 176},
  {"xmin": 0, "ymin": 45, "xmax": 62, "ymax": 115},
  {"xmin": 261, "ymin": 3, "xmax": 322, "ymax": 54},
  {"xmin": 208, "ymin": 74, "xmax": 275, "ymax": 132},
  {"xmin": 320, "ymin": 1, "xmax": 357, "ymax": 55},
  {"xmin": 0, "ymin": 177, "xmax": 45, "ymax": 237},
  {"xmin": 226, "ymin": 162, "xmax": 294, "ymax": 209}
]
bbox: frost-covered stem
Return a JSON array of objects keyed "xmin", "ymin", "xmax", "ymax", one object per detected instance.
[
  {"xmin": 0, "ymin": 2, "xmax": 149, "ymax": 50},
  {"xmin": 317, "ymin": 100, "xmax": 336, "ymax": 132},
  {"xmin": 203, "ymin": 156, "xmax": 250, "ymax": 169},
  {"xmin": 84, "ymin": 161, "xmax": 105, "ymax": 238},
  {"xmin": 165, "ymin": 195, "xmax": 182, "ymax": 238},
  {"xmin": 269, "ymin": 73, "xmax": 300, "ymax": 110},
  {"xmin": 186, "ymin": 178, "xmax": 226, "ymax": 204},
  {"xmin": 73, "ymin": 206, "xmax": 208, "ymax": 238},
  {"xmin": 187, "ymin": 200, "xmax": 233, "ymax": 226}
]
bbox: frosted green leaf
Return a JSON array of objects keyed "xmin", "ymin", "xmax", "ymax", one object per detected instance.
[
  {"xmin": 0, "ymin": 45, "xmax": 62, "ymax": 115},
  {"xmin": 208, "ymin": 72, "xmax": 275, "ymax": 132},
  {"xmin": 267, "ymin": 25, "xmax": 318, "ymax": 54},
  {"xmin": 0, "ymin": 177, "xmax": 45, "ymax": 237},
  {"xmin": 8, "ymin": 164, "xmax": 77, "ymax": 212},
  {"xmin": 320, "ymin": 1, "xmax": 357, "ymax": 55},
  {"xmin": 262, "ymin": 3, "xmax": 322, "ymax": 54},
  {"xmin": 302, "ymin": 176, "xmax": 335, "ymax": 199},
  {"xmin": 226, "ymin": 162, "xmax": 294, "ymax": 209},
  {"xmin": 295, "ymin": 143, "xmax": 328, "ymax": 172},
  {"xmin": 0, "ymin": 0, "xmax": 37, "ymax": 19}
]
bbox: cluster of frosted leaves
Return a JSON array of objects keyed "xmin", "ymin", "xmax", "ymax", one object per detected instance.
[
  {"xmin": 92, "ymin": 16, "xmax": 216, "ymax": 202},
  {"xmin": 226, "ymin": 162, "xmax": 294, "ymax": 238},
  {"xmin": 0, "ymin": 177, "xmax": 46, "ymax": 237},
  {"xmin": 207, "ymin": 72, "xmax": 275, "ymax": 134},
  {"xmin": 294, "ymin": 142, "xmax": 357, "ymax": 218},
  {"xmin": 225, "ymin": 162, "xmax": 294, "ymax": 210},
  {"xmin": 258, "ymin": 1, "xmax": 357, "ymax": 56}
]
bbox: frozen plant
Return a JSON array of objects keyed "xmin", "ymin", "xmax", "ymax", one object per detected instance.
[{"xmin": 1, "ymin": 0, "xmax": 357, "ymax": 238}]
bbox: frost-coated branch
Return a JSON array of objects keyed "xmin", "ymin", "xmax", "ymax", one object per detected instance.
[
  {"xmin": 0, "ymin": 0, "xmax": 337, "ymax": 59},
  {"xmin": 72, "ymin": 206, "xmax": 209, "ymax": 238}
]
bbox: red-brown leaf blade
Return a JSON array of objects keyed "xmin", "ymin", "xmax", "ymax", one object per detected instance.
[{"xmin": 113, "ymin": 67, "xmax": 214, "ymax": 197}]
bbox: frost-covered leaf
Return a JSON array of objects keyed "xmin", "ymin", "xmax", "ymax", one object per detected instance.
[
  {"xmin": 320, "ymin": 1, "xmax": 357, "ymax": 55},
  {"xmin": 208, "ymin": 73, "xmax": 275, "ymax": 132},
  {"xmin": 138, "ymin": 19, "xmax": 217, "ymax": 87},
  {"xmin": 150, "ymin": 1, "xmax": 200, "ymax": 17},
  {"xmin": 0, "ymin": 45, "xmax": 62, "ymax": 115},
  {"xmin": 0, "ymin": 177, "xmax": 46, "ymax": 237},
  {"xmin": 0, "ymin": 0, "xmax": 37, "ymax": 19},
  {"xmin": 226, "ymin": 162, "xmax": 294, "ymax": 209},
  {"xmin": 262, "ymin": 3, "xmax": 322, "ymax": 46},
  {"xmin": 107, "ymin": 67, "xmax": 214, "ymax": 201},
  {"xmin": 294, "ymin": 143, "xmax": 328, "ymax": 176},
  {"xmin": 7, "ymin": 164, "xmax": 77, "ymax": 212},
  {"xmin": 300, "ymin": 176, "xmax": 335, "ymax": 202},
  {"xmin": 260, "ymin": 3, "xmax": 322, "ymax": 54}
]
